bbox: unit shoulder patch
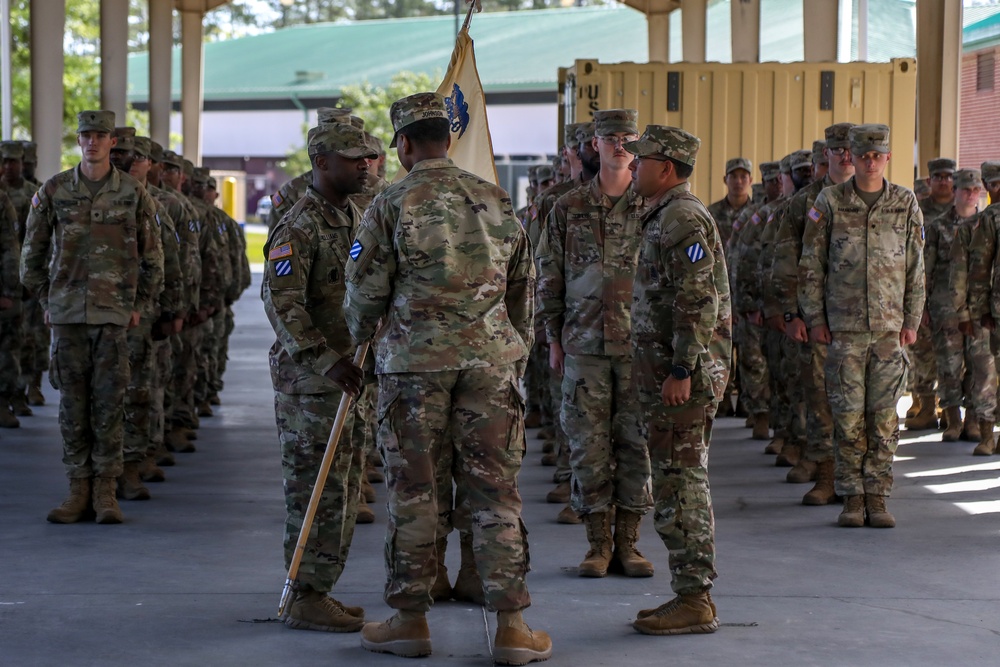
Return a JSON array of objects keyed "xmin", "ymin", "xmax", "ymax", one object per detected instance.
[{"xmin": 685, "ymin": 241, "xmax": 706, "ymax": 264}]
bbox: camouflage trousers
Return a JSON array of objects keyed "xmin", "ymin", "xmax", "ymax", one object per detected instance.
[
  {"xmin": 548, "ymin": 356, "xmax": 571, "ymax": 484},
  {"xmin": 275, "ymin": 390, "xmax": 365, "ymax": 592},
  {"xmin": 776, "ymin": 334, "xmax": 807, "ymax": 444},
  {"xmin": 561, "ymin": 353, "xmax": 652, "ymax": 515},
  {"xmin": 50, "ymin": 324, "xmax": 129, "ymax": 479},
  {"xmin": 825, "ymin": 332, "xmax": 907, "ymax": 497},
  {"xmin": 735, "ymin": 318, "xmax": 770, "ymax": 416},
  {"xmin": 377, "ymin": 364, "xmax": 531, "ymax": 613},
  {"xmin": 212, "ymin": 306, "xmax": 235, "ymax": 398},
  {"xmin": 170, "ymin": 326, "xmax": 201, "ymax": 429},
  {"xmin": 0, "ymin": 309, "xmax": 22, "ymax": 397},
  {"xmin": 765, "ymin": 329, "xmax": 790, "ymax": 433},
  {"xmin": 151, "ymin": 338, "xmax": 173, "ymax": 451},
  {"xmin": 123, "ymin": 322, "xmax": 155, "ymax": 463},
  {"xmin": 19, "ymin": 295, "xmax": 47, "ymax": 392},
  {"xmin": 640, "ymin": 399, "xmax": 716, "ymax": 595},
  {"xmin": 803, "ymin": 340, "xmax": 834, "ymax": 462},
  {"xmin": 196, "ymin": 312, "xmax": 222, "ymax": 405},
  {"xmin": 524, "ymin": 338, "xmax": 550, "ymax": 420},
  {"xmin": 934, "ymin": 325, "xmax": 997, "ymax": 420},
  {"xmin": 910, "ymin": 321, "xmax": 937, "ymax": 396}
]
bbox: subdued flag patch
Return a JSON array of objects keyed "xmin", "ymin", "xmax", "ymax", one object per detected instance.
[
  {"xmin": 751, "ymin": 213, "xmax": 762, "ymax": 225},
  {"xmin": 349, "ymin": 240, "xmax": 363, "ymax": 261},
  {"xmin": 31, "ymin": 192, "xmax": 40, "ymax": 208},
  {"xmin": 155, "ymin": 213, "xmax": 162, "ymax": 227},
  {"xmin": 273, "ymin": 259, "xmax": 293, "ymax": 277},
  {"xmin": 686, "ymin": 242, "xmax": 706, "ymax": 263},
  {"xmin": 268, "ymin": 243, "xmax": 293, "ymax": 260},
  {"xmin": 272, "ymin": 192, "xmax": 283, "ymax": 207},
  {"xmin": 807, "ymin": 207, "xmax": 824, "ymax": 225}
]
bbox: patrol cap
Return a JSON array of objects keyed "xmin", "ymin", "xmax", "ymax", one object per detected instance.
[
  {"xmin": 725, "ymin": 157, "xmax": 752, "ymax": 176},
  {"xmin": 536, "ymin": 165, "xmax": 556, "ymax": 182},
  {"xmin": 849, "ymin": 124, "xmax": 890, "ymax": 155},
  {"xmin": 913, "ymin": 178, "xmax": 930, "ymax": 197},
  {"xmin": 953, "ymin": 168, "xmax": 982, "ymax": 190},
  {"xmin": 812, "ymin": 140, "xmax": 828, "ymax": 164},
  {"xmin": 150, "ymin": 140, "xmax": 165, "ymax": 163},
  {"xmin": 182, "ymin": 159, "xmax": 194, "ymax": 178},
  {"xmin": 133, "ymin": 136, "xmax": 151, "ymax": 159},
  {"xmin": 389, "ymin": 92, "xmax": 449, "ymax": 148},
  {"xmin": 790, "ymin": 149, "xmax": 813, "ymax": 171},
  {"xmin": 824, "ymin": 122, "xmax": 855, "ymax": 149},
  {"xmin": 77, "ymin": 109, "xmax": 115, "ymax": 134},
  {"xmin": 317, "ymin": 107, "xmax": 352, "ymax": 125},
  {"xmin": 307, "ymin": 123, "xmax": 378, "ymax": 159},
  {"xmin": 192, "ymin": 167, "xmax": 210, "ymax": 186},
  {"xmin": 779, "ymin": 154, "xmax": 795, "ymax": 174},
  {"xmin": 927, "ymin": 157, "xmax": 956, "ymax": 175},
  {"xmin": 760, "ymin": 161, "xmax": 781, "ymax": 182},
  {"xmin": 564, "ymin": 122, "xmax": 584, "ymax": 146},
  {"xmin": 527, "ymin": 165, "xmax": 539, "ymax": 181},
  {"xmin": 623, "ymin": 125, "xmax": 700, "ymax": 166},
  {"xmin": 575, "ymin": 122, "xmax": 596, "ymax": 144},
  {"xmin": 349, "ymin": 116, "xmax": 365, "ymax": 130},
  {"xmin": 207, "ymin": 176, "xmax": 217, "ymax": 190},
  {"xmin": 981, "ymin": 161, "xmax": 1000, "ymax": 184},
  {"xmin": 594, "ymin": 109, "xmax": 638, "ymax": 136},
  {"xmin": 113, "ymin": 127, "xmax": 136, "ymax": 152},
  {"xmin": 0, "ymin": 141, "xmax": 24, "ymax": 160},
  {"xmin": 365, "ymin": 132, "xmax": 385, "ymax": 156},
  {"xmin": 20, "ymin": 141, "xmax": 37, "ymax": 163},
  {"xmin": 161, "ymin": 150, "xmax": 183, "ymax": 169}
]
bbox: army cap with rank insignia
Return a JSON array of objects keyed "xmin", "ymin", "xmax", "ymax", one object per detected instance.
[
  {"xmin": 0, "ymin": 140, "xmax": 24, "ymax": 160},
  {"xmin": 849, "ymin": 123, "xmax": 890, "ymax": 155},
  {"xmin": 927, "ymin": 157, "xmax": 956, "ymax": 175},
  {"xmin": 564, "ymin": 122, "xmax": 584, "ymax": 146},
  {"xmin": 953, "ymin": 168, "xmax": 982, "ymax": 190},
  {"xmin": 825, "ymin": 122, "xmax": 855, "ymax": 149},
  {"xmin": 133, "ymin": 136, "xmax": 151, "ymax": 159},
  {"xmin": 812, "ymin": 140, "xmax": 828, "ymax": 164},
  {"xmin": 760, "ymin": 161, "xmax": 781, "ymax": 182},
  {"xmin": 725, "ymin": 157, "xmax": 752, "ymax": 175},
  {"xmin": 192, "ymin": 167, "xmax": 211, "ymax": 186},
  {"xmin": 317, "ymin": 107, "xmax": 352, "ymax": 125},
  {"xmin": 981, "ymin": 161, "xmax": 1000, "ymax": 184},
  {"xmin": 594, "ymin": 109, "xmax": 639, "ymax": 136},
  {"xmin": 623, "ymin": 125, "xmax": 701, "ymax": 166},
  {"xmin": 21, "ymin": 141, "xmax": 37, "ymax": 164},
  {"xmin": 161, "ymin": 150, "xmax": 183, "ymax": 169},
  {"xmin": 113, "ymin": 127, "xmax": 136, "ymax": 152},
  {"xmin": 389, "ymin": 92, "xmax": 450, "ymax": 148},
  {"xmin": 308, "ymin": 123, "xmax": 378, "ymax": 159},
  {"xmin": 575, "ymin": 122, "xmax": 596, "ymax": 144},
  {"xmin": 77, "ymin": 109, "xmax": 115, "ymax": 134}
]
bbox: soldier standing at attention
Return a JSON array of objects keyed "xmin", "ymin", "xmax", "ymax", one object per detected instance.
[
  {"xmin": 21, "ymin": 110, "xmax": 163, "ymax": 524},
  {"xmin": 707, "ymin": 157, "xmax": 753, "ymax": 250},
  {"xmin": 344, "ymin": 92, "xmax": 550, "ymax": 664},
  {"xmin": 625, "ymin": 125, "xmax": 730, "ymax": 635},
  {"xmin": 536, "ymin": 109, "xmax": 653, "ymax": 579},
  {"xmin": 799, "ymin": 124, "xmax": 924, "ymax": 529},
  {"xmin": 0, "ymin": 189, "xmax": 21, "ymax": 431},
  {"xmin": 262, "ymin": 123, "xmax": 375, "ymax": 633}
]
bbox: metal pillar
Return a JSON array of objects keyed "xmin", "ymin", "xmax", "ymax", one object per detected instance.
[
  {"xmin": 30, "ymin": 0, "xmax": 65, "ymax": 178},
  {"xmin": 681, "ymin": 0, "xmax": 707, "ymax": 63},
  {"xmin": 100, "ymin": 0, "xmax": 129, "ymax": 122},
  {"xmin": 731, "ymin": 0, "xmax": 761, "ymax": 63},
  {"xmin": 648, "ymin": 12, "xmax": 670, "ymax": 64},
  {"xmin": 148, "ymin": 0, "xmax": 173, "ymax": 147},
  {"xmin": 180, "ymin": 7, "xmax": 204, "ymax": 163},
  {"xmin": 916, "ymin": 0, "xmax": 962, "ymax": 168},
  {"xmin": 1, "ymin": 0, "xmax": 12, "ymax": 139},
  {"xmin": 803, "ymin": 0, "xmax": 839, "ymax": 63}
]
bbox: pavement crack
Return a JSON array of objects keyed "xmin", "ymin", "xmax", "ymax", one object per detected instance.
[{"xmin": 833, "ymin": 597, "xmax": 1000, "ymax": 637}]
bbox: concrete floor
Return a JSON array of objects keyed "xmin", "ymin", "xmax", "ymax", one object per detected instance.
[{"xmin": 2, "ymin": 279, "xmax": 999, "ymax": 666}]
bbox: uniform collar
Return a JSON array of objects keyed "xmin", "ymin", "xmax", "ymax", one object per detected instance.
[
  {"xmin": 71, "ymin": 163, "xmax": 122, "ymax": 195},
  {"xmin": 410, "ymin": 157, "xmax": 456, "ymax": 173},
  {"xmin": 306, "ymin": 185, "xmax": 357, "ymax": 228}
]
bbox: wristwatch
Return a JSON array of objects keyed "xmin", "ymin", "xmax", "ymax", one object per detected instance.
[{"xmin": 670, "ymin": 365, "xmax": 691, "ymax": 380}]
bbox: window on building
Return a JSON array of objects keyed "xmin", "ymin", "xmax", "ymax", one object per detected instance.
[{"xmin": 978, "ymin": 52, "xmax": 995, "ymax": 92}]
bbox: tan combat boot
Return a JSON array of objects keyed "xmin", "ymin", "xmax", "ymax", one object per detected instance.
[
  {"xmin": 751, "ymin": 412, "xmax": 770, "ymax": 440},
  {"xmin": 0, "ymin": 398, "xmax": 20, "ymax": 428},
  {"xmin": 865, "ymin": 495, "xmax": 896, "ymax": 528},
  {"xmin": 540, "ymin": 451, "xmax": 557, "ymax": 466},
  {"xmin": 356, "ymin": 495, "xmax": 375, "ymax": 524},
  {"xmin": 494, "ymin": 610, "xmax": 553, "ymax": 665},
  {"xmin": 429, "ymin": 537, "xmax": 452, "ymax": 602},
  {"xmin": 546, "ymin": 480, "xmax": 570, "ymax": 504},
  {"xmin": 973, "ymin": 420, "xmax": 997, "ymax": 456},
  {"xmin": 802, "ymin": 459, "xmax": 837, "ymax": 505},
  {"xmin": 209, "ymin": 393, "xmax": 221, "ymax": 406},
  {"xmin": 786, "ymin": 458, "xmax": 817, "ymax": 484},
  {"xmin": 961, "ymin": 410, "xmax": 981, "ymax": 442},
  {"xmin": 764, "ymin": 429, "xmax": 785, "ymax": 455},
  {"xmin": 905, "ymin": 395, "xmax": 938, "ymax": 430},
  {"xmin": 27, "ymin": 373, "xmax": 45, "ymax": 406},
  {"xmin": 904, "ymin": 394, "xmax": 921, "ymax": 419},
  {"xmin": 92, "ymin": 476, "xmax": 124, "ymax": 524},
  {"xmin": 556, "ymin": 504, "xmax": 581, "ymax": 524},
  {"xmin": 197, "ymin": 401, "xmax": 214, "ymax": 417},
  {"xmin": 838, "ymin": 495, "xmax": 865, "ymax": 527},
  {"xmin": 283, "ymin": 588, "xmax": 365, "ymax": 632},
  {"xmin": 523, "ymin": 410, "xmax": 542, "ymax": 429},
  {"xmin": 361, "ymin": 476, "xmax": 376, "ymax": 503},
  {"xmin": 366, "ymin": 463, "xmax": 384, "ymax": 483},
  {"xmin": 451, "ymin": 533, "xmax": 484, "ymax": 605},
  {"xmin": 117, "ymin": 461, "xmax": 151, "ymax": 501},
  {"xmin": 775, "ymin": 440, "xmax": 801, "ymax": 467},
  {"xmin": 612, "ymin": 509, "xmax": 654, "ymax": 577},
  {"xmin": 579, "ymin": 511, "xmax": 612, "ymax": 577},
  {"xmin": 361, "ymin": 611, "xmax": 432, "ymax": 657},
  {"xmin": 166, "ymin": 427, "xmax": 195, "ymax": 453},
  {"xmin": 139, "ymin": 454, "xmax": 166, "ymax": 482},
  {"xmin": 11, "ymin": 392, "xmax": 32, "ymax": 417},
  {"xmin": 537, "ymin": 426, "xmax": 554, "ymax": 441},
  {"xmin": 154, "ymin": 443, "xmax": 175, "ymax": 467},
  {"xmin": 633, "ymin": 591, "xmax": 720, "ymax": 635},
  {"xmin": 541, "ymin": 439, "xmax": 555, "ymax": 454},
  {"xmin": 941, "ymin": 406, "xmax": 963, "ymax": 442},
  {"xmin": 46, "ymin": 478, "xmax": 94, "ymax": 524}
]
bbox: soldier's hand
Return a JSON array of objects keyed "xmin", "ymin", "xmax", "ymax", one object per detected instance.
[
  {"xmin": 747, "ymin": 310, "xmax": 763, "ymax": 327},
  {"xmin": 785, "ymin": 317, "xmax": 809, "ymax": 343},
  {"xmin": 661, "ymin": 376, "xmax": 691, "ymax": 407},
  {"xmin": 765, "ymin": 314, "xmax": 785, "ymax": 333},
  {"xmin": 983, "ymin": 313, "xmax": 997, "ymax": 332},
  {"xmin": 327, "ymin": 357, "xmax": 364, "ymax": 398},
  {"xmin": 958, "ymin": 320, "xmax": 975, "ymax": 336},
  {"xmin": 128, "ymin": 311, "xmax": 141, "ymax": 329},
  {"xmin": 173, "ymin": 317, "xmax": 185, "ymax": 334},
  {"xmin": 900, "ymin": 327, "xmax": 917, "ymax": 346},
  {"xmin": 921, "ymin": 310, "xmax": 930, "ymax": 328},
  {"xmin": 549, "ymin": 342, "xmax": 565, "ymax": 376},
  {"xmin": 0, "ymin": 297, "xmax": 12, "ymax": 310},
  {"xmin": 810, "ymin": 324, "xmax": 832, "ymax": 345}
]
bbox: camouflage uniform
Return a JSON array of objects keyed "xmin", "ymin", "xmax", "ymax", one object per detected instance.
[
  {"xmin": 799, "ymin": 127, "xmax": 924, "ymax": 499},
  {"xmin": 911, "ymin": 188, "xmax": 953, "ymax": 400},
  {"xmin": 0, "ymin": 191, "xmax": 22, "ymax": 405},
  {"xmin": 21, "ymin": 158, "xmax": 164, "ymax": 479},
  {"xmin": 344, "ymin": 103, "xmax": 535, "ymax": 613}
]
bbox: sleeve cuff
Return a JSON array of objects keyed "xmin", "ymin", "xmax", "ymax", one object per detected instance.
[{"xmin": 313, "ymin": 347, "xmax": 343, "ymax": 377}]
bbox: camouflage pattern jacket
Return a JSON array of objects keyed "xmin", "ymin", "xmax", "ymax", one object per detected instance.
[
  {"xmin": 925, "ymin": 207, "xmax": 973, "ymax": 330},
  {"xmin": 732, "ymin": 198, "xmax": 781, "ymax": 314},
  {"xmin": 966, "ymin": 204, "xmax": 1000, "ymax": 321},
  {"xmin": 0, "ymin": 191, "xmax": 20, "ymax": 303},
  {"xmin": 1, "ymin": 177, "xmax": 35, "ymax": 243},
  {"xmin": 21, "ymin": 165, "xmax": 163, "ymax": 327},
  {"xmin": 269, "ymin": 170, "xmax": 386, "ymax": 226},
  {"xmin": 535, "ymin": 176, "xmax": 644, "ymax": 357},
  {"xmin": 263, "ymin": 187, "xmax": 362, "ymax": 394},
  {"xmin": 344, "ymin": 157, "xmax": 535, "ymax": 374},
  {"xmin": 631, "ymin": 183, "xmax": 732, "ymax": 406},
  {"xmin": 149, "ymin": 183, "xmax": 201, "ymax": 315},
  {"xmin": 799, "ymin": 179, "xmax": 925, "ymax": 333},
  {"xmin": 769, "ymin": 177, "xmax": 831, "ymax": 319},
  {"xmin": 947, "ymin": 211, "xmax": 981, "ymax": 326},
  {"xmin": 707, "ymin": 195, "xmax": 752, "ymax": 250}
]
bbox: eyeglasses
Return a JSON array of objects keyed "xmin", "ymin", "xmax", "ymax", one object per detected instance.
[
  {"xmin": 930, "ymin": 173, "xmax": 953, "ymax": 181},
  {"xmin": 598, "ymin": 134, "xmax": 638, "ymax": 146},
  {"xmin": 827, "ymin": 147, "xmax": 850, "ymax": 157}
]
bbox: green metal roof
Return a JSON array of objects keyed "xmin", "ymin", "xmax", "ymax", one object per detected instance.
[{"xmin": 964, "ymin": 9, "xmax": 1000, "ymax": 51}]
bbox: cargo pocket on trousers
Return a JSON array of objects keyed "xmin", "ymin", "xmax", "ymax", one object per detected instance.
[
  {"xmin": 519, "ymin": 518, "xmax": 531, "ymax": 573},
  {"xmin": 893, "ymin": 346, "xmax": 911, "ymax": 404},
  {"xmin": 48, "ymin": 337, "xmax": 63, "ymax": 391},
  {"xmin": 507, "ymin": 379, "xmax": 526, "ymax": 454}
]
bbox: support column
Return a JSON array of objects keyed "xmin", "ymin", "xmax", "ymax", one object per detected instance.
[
  {"xmin": 730, "ymin": 0, "xmax": 761, "ymax": 63},
  {"xmin": 100, "ymin": 0, "xmax": 129, "ymax": 122},
  {"xmin": 180, "ymin": 7, "xmax": 204, "ymax": 163},
  {"xmin": 648, "ymin": 12, "xmax": 670, "ymax": 64},
  {"xmin": 803, "ymin": 0, "xmax": 839, "ymax": 62},
  {"xmin": 148, "ymin": 0, "xmax": 173, "ymax": 147},
  {"xmin": 2, "ymin": 0, "xmax": 12, "ymax": 139},
  {"xmin": 916, "ymin": 0, "xmax": 963, "ymax": 168},
  {"xmin": 30, "ymin": 0, "xmax": 65, "ymax": 179},
  {"xmin": 681, "ymin": 0, "xmax": 707, "ymax": 63}
]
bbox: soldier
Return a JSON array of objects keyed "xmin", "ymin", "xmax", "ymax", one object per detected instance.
[
  {"xmin": 21, "ymin": 110, "xmax": 163, "ymax": 524},
  {"xmin": 707, "ymin": 157, "xmax": 753, "ymax": 255},
  {"xmin": 344, "ymin": 92, "xmax": 550, "ymax": 664},
  {"xmin": 913, "ymin": 178, "xmax": 931, "ymax": 203},
  {"xmin": 20, "ymin": 141, "xmax": 41, "ymax": 186},
  {"xmin": 811, "ymin": 140, "xmax": 829, "ymax": 182},
  {"xmin": 906, "ymin": 157, "xmax": 956, "ymax": 430},
  {"xmin": 625, "ymin": 125, "xmax": 730, "ymax": 635},
  {"xmin": 0, "ymin": 189, "xmax": 21, "ymax": 434},
  {"xmin": 261, "ymin": 123, "xmax": 375, "ymax": 633},
  {"xmin": 799, "ymin": 124, "xmax": 924, "ymax": 528},
  {"xmin": 536, "ymin": 108, "xmax": 653, "ymax": 579}
]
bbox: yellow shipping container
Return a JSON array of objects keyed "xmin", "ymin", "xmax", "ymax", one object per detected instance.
[{"xmin": 559, "ymin": 58, "xmax": 917, "ymax": 205}]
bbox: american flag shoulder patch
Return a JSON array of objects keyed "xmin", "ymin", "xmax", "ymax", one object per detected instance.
[
  {"xmin": 31, "ymin": 192, "xmax": 41, "ymax": 208},
  {"xmin": 920, "ymin": 226, "xmax": 925, "ymax": 240},
  {"xmin": 155, "ymin": 213, "xmax": 162, "ymax": 227},
  {"xmin": 268, "ymin": 243, "xmax": 293, "ymax": 260},
  {"xmin": 272, "ymin": 192, "xmax": 283, "ymax": 207},
  {"xmin": 751, "ymin": 213, "xmax": 762, "ymax": 225},
  {"xmin": 273, "ymin": 259, "xmax": 293, "ymax": 277},
  {"xmin": 349, "ymin": 240, "xmax": 363, "ymax": 261},
  {"xmin": 807, "ymin": 207, "xmax": 824, "ymax": 225},
  {"xmin": 685, "ymin": 242, "xmax": 706, "ymax": 264}
]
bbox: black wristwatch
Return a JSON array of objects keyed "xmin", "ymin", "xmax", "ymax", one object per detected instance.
[
  {"xmin": 670, "ymin": 365, "xmax": 691, "ymax": 380},
  {"xmin": 784, "ymin": 312, "xmax": 796, "ymax": 322}
]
